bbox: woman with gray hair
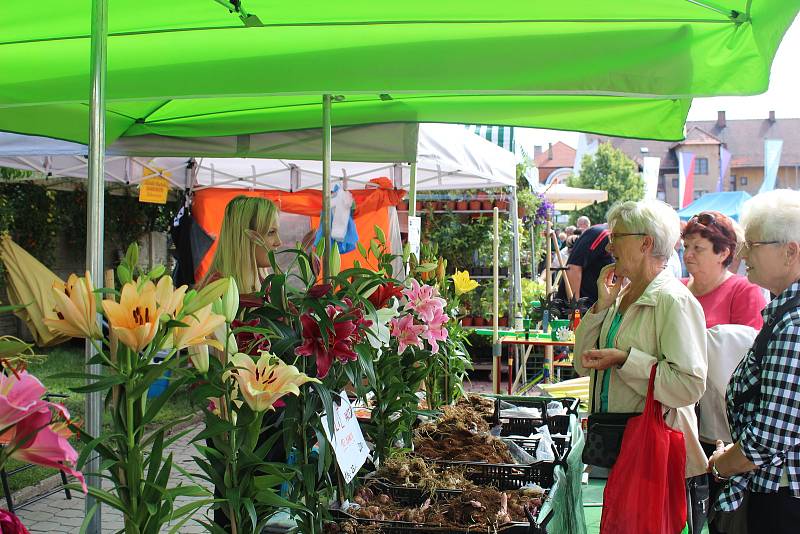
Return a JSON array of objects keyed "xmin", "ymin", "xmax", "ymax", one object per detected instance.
[
  {"xmin": 707, "ymin": 189, "xmax": 800, "ymax": 532},
  {"xmin": 574, "ymin": 199, "xmax": 708, "ymax": 532}
]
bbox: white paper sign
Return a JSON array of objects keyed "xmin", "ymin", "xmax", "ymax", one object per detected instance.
[
  {"xmin": 321, "ymin": 391, "xmax": 369, "ymax": 483},
  {"xmin": 407, "ymin": 215, "xmax": 421, "ymax": 259}
]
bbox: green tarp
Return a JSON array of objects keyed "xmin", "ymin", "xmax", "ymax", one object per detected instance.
[{"xmin": 0, "ymin": 1, "xmax": 797, "ymax": 146}]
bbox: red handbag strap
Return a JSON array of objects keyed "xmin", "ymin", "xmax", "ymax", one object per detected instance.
[{"xmin": 643, "ymin": 364, "xmax": 662, "ymax": 419}]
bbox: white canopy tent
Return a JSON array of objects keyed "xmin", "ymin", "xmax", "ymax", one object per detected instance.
[
  {"xmin": 0, "ymin": 123, "xmax": 516, "ymax": 192},
  {"xmin": 537, "ymin": 183, "xmax": 608, "ymax": 211}
]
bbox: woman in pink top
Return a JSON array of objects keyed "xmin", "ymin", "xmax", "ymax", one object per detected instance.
[
  {"xmin": 681, "ymin": 211, "xmax": 766, "ymax": 533},
  {"xmin": 681, "ymin": 211, "xmax": 765, "ymax": 330}
]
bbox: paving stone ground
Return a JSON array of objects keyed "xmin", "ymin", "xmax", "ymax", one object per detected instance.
[{"xmin": 15, "ymin": 428, "xmax": 212, "ymax": 533}]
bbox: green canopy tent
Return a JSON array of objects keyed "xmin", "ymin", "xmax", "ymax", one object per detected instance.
[
  {"xmin": 1, "ymin": 1, "xmax": 798, "ymax": 146},
  {"xmin": 2, "ymin": 2, "xmax": 797, "ymax": 530}
]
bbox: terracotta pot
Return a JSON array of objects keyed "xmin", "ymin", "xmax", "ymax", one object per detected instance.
[
  {"xmin": 430, "ymin": 201, "xmax": 441, "ymax": 211},
  {"xmin": 456, "ymin": 200, "xmax": 468, "ymax": 211},
  {"xmin": 445, "ymin": 200, "xmax": 457, "ymax": 211},
  {"xmin": 473, "ymin": 316, "xmax": 486, "ymax": 327},
  {"xmin": 398, "ymin": 200, "xmax": 409, "ymax": 211},
  {"xmin": 481, "ymin": 200, "xmax": 494, "ymax": 210},
  {"xmin": 518, "ymin": 205, "xmax": 528, "ymax": 217},
  {"xmin": 476, "ymin": 191, "xmax": 489, "ymax": 200},
  {"xmin": 461, "ymin": 316, "xmax": 474, "ymax": 327},
  {"xmin": 498, "ymin": 316, "xmax": 509, "ymax": 327},
  {"xmin": 496, "ymin": 200, "xmax": 509, "ymax": 211},
  {"xmin": 416, "ymin": 200, "xmax": 424, "ymax": 211},
  {"xmin": 468, "ymin": 200, "xmax": 482, "ymax": 211}
]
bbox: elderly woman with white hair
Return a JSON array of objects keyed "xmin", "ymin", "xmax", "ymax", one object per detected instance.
[
  {"xmin": 574, "ymin": 199, "xmax": 708, "ymax": 532},
  {"xmin": 707, "ymin": 189, "xmax": 800, "ymax": 532}
]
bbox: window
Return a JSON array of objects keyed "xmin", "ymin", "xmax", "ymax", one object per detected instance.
[
  {"xmin": 740, "ymin": 176, "xmax": 748, "ymax": 185},
  {"xmin": 693, "ymin": 190, "xmax": 706, "ymax": 200},
  {"xmin": 695, "ymin": 158, "xmax": 709, "ymax": 175},
  {"xmin": 672, "ymin": 178, "xmax": 679, "ymax": 188}
]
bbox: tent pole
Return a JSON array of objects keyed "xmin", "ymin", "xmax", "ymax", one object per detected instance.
[
  {"xmin": 322, "ymin": 94, "xmax": 332, "ymax": 278},
  {"xmin": 509, "ymin": 187, "xmax": 522, "ymax": 329},
  {"xmin": 85, "ymin": 0, "xmax": 107, "ymax": 531},
  {"xmin": 408, "ymin": 163, "xmax": 418, "ymax": 217}
]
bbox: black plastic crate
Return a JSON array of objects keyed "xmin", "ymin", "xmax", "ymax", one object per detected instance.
[
  {"xmin": 507, "ymin": 434, "xmax": 570, "ymax": 460},
  {"xmin": 431, "ymin": 460, "xmax": 556, "ymax": 490},
  {"xmin": 493, "ymin": 397, "xmax": 578, "ymax": 437},
  {"xmin": 369, "ymin": 479, "xmax": 463, "ymax": 506},
  {"xmin": 331, "ymin": 507, "xmax": 545, "ymax": 534}
]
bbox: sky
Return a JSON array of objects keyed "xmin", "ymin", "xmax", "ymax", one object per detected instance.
[{"xmin": 516, "ymin": 15, "xmax": 800, "ymax": 154}]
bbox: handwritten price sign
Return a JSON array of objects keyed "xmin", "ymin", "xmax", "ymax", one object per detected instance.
[{"xmin": 321, "ymin": 391, "xmax": 369, "ymax": 483}]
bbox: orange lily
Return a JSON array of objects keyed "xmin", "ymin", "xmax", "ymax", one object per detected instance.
[
  {"xmin": 102, "ymin": 281, "xmax": 160, "ymax": 353},
  {"xmin": 45, "ymin": 271, "xmax": 101, "ymax": 339},
  {"xmin": 154, "ymin": 276, "xmax": 187, "ymax": 318},
  {"xmin": 227, "ymin": 352, "xmax": 319, "ymax": 412},
  {"xmin": 172, "ymin": 304, "xmax": 225, "ymax": 351}
]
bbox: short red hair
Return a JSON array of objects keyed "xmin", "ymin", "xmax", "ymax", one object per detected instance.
[{"xmin": 682, "ymin": 211, "xmax": 737, "ymax": 266}]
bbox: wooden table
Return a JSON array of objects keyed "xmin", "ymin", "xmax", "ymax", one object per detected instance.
[{"xmin": 499, "ymin": 335, "xmax": 575, "ymax": 393}]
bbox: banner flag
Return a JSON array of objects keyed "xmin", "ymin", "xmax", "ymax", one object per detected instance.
[
  {"xmin": 678, "ymin": 151, "xmax": 696, "ymax": 208},
  {"xmin": 718, "ymin": 146, "xmax": 731, "ymax": 192},
  {"xmin": 642, "ymin": 156, "xmax": 661, "ymax": 200},
  {"xmin": 759, "ymin": 139, "xmax": 783, "ymax": 193}
]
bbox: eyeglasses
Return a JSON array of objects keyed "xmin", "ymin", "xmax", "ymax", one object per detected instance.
[
  {"xmin": 735, "ymin": 240, "xmax": 782, "ymax": 256},
  {"xmin": 608, "ymin": 232, "xmax": 646, "ymax": 244}
]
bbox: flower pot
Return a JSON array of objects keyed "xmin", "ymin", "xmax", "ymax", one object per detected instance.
[
  {"xmin": 481, "ymin": 200, "xmax": 494, "ymax": 211},
  {"xmin": 518, "ymin": 206, "xmax": 528, "ymax": 217},
  {"xmin": 445, "ymin": 200, "xmax": 457, "ymax": 211},
  {"xmin": 498, "ymin": 316, "xmax": 509, "ymax": 327},
  {"xmin": 461, "ymin": 316, "xmax": 474, "ymax": 327},
  {"xmin": 456, "ymin": 200, "xmax": 468, "ymax": 211},
  {"xmin": 416, "ymin": 200, "xmax": 424, "ymax": 211},
  {"xmin": 499, "ymin": 267, "xmax": 508, "ymax": 277},
  {"xmin": 468, "ymin": 200, "xmax": 482, "ymax": 211},
  {"xmin": 398, "ymin": 200, "xmax": 409, "ymax": 211},
  {"xmin": 476, "ymin": 191, "xmax": 489, "ymax": 200},
  {"xmin": 473, "ymin": 316, "xmax": 486, "ymax": 327},
  {"xmin": 496, "ymin": 200, "xmax": 509, "ymax": 211}
]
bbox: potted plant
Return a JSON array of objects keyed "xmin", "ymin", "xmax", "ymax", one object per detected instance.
[
  {"xmin": 416, "ymin": 200, "xmax": 424, "ymax": 211},
  {"xmin": 481, "ymin": 193, "xmax": 494, "ymax": 211},
  {"xmin": 445, "ymin": 197, "xmax": 457, "ymax": 211},
  {"xmin": 495, "ymin": 197, "xmax": 509, "ymax": 211},
  {"xmin": 456, "ymin": 198, "xmax": 469, "ymax": 211},
  {"xmin": 468, "ymin": 198, "xmax": 482, "ymax": 211}
]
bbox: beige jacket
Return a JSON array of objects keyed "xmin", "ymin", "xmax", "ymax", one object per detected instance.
[{"xmin": 574, "ymin": 269, "xmax": 709, "ymax": 477}]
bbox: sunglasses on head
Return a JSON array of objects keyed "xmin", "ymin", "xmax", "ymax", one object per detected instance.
[{"xmin": 690, "ymin": 212, "xmax": 717, "ymax": 227}]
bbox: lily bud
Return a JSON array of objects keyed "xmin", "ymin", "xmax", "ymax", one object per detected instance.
[
  {"xmin": 221, "ymin": 278, "xmax": 240, "ymax": 323},
  {"xmin": 188, "ymin": 344, "xmax": 209, "ymax": 374}
]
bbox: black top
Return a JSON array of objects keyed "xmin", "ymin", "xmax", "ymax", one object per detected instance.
[{"xmin": 557, "ymin": 224, "xmax": 612, "ymax": 306}]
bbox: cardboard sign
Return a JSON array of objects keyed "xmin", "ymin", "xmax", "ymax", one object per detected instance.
[
  {"xmin": 139, "ymin": 177, "xmax": 169, "ymax": 204},
  {"xmin": 321, "ymin": 391, "xmax": 369, "ymax": 483},
  {"xmin": 407, "ymin": 216, "xmax": 421, "ymax": 260}
]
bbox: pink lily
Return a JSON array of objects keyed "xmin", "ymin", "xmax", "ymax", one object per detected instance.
[
  {"xmin": 422, "ymin": 308, "xmax": 449, "ymax": 354},
  {"xmin": 390, "ymin": 314, "xmax": 426, "ymax": 355},
  {"xmin": 403, "ymin": 279, "xmax": 446, "ymax": 323},
  {"xmin": 0, "ymin": 371, "xmax": 47, "ymax": 431},
  {"xmin": 7, "ymin": 407, "xmax": 86, "ymax": 492}
]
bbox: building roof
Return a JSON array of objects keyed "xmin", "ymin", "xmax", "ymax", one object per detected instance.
[
  {"xmin": 587, "ymin": 114, "xmax": 800, "ymax": 170},
  {"xmin": 533, "ymin": 141, "xmax": 576, "ymax": 169}
]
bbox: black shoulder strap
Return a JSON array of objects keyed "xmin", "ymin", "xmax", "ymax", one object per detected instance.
[{"xmin": 733, "ymin": 294, "xmax": 800, "ymax": 407}]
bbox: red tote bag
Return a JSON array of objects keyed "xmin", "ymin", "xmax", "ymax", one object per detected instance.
[{"xmin": 600, "ymin": 364, "xmax": 687, "ymax": 534}]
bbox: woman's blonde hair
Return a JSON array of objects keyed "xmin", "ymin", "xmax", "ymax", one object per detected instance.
[{"xmin": 202, "ymin": 195, "xmax": 279, "ymax": 293}]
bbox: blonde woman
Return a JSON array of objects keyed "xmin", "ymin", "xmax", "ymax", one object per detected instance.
[{"xmin": 201, "ymin": 195, "xmax": 282, "ymax": 293}]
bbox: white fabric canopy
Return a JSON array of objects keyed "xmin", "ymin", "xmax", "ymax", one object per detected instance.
[
  {"xmin": 0, "ymin": 123, "xmax": 516, "ymax": 191},
  {"xmin": 537, "ymin": 183, "xmax": 608, "ymax": 211}
]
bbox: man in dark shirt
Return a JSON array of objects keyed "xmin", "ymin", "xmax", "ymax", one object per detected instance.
[{"xmin": 558, "ymin": 223, "xmax": 612, "ymax": 306}]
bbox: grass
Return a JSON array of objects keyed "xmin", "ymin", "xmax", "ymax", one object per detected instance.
[{"xmin": 3, "ymin": 341, "xmax": 199, "ymax": 494}]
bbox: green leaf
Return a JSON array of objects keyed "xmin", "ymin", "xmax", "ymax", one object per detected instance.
[
  {"xmin": 69, "ymin": 374, "xmax": 127, "ymax": 394},
  {"xmin": 79, "ymin": 503, "xmax": 98, "ymax": 534},
  {"xmin": 375, "ymin": 225, "xmax": 386, "ymax": 245},
  {"xmin": 357, "ymin": 241, "xmax": 367, "ymax": 258}
]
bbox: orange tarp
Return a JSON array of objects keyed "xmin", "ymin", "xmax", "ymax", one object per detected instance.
[{"xmin": 192, "ymin": 179, "xmax": 405, "ymax": 280}]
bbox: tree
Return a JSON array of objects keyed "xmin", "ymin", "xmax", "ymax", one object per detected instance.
[{"xmin": 567, "ymin": 142, "xmax": 644, "ymax": 225}]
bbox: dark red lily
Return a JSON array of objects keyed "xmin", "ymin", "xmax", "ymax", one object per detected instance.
[{"xmin": 368, "ymin": 282, "xmax": 403, "ymax": 309}]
